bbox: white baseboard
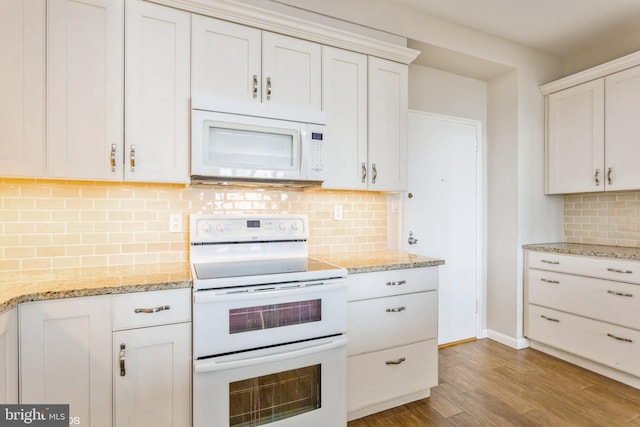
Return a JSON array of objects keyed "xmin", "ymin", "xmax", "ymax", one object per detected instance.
[{"xmin": 486, "ymin": 329, "xmax": 530, "ymax": 349}]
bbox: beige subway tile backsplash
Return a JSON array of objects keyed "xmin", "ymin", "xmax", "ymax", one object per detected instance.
[
  {"xmin": 565, "ymin": 191, "xmax": 640, "ymax": 247},
  {"xmin": 1, "ymin": 178, "xmax": 388, "ymax": 272}
]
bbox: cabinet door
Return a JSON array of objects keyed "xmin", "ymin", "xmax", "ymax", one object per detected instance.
[
  {"xmin": 0, "ymin": 308, "xmax": 18, "ymax": 404},
  {"xmin": 605, "ymin": 65, "xmax": 640, "ymax": 191},
  {"xmin": 191, "ymin": 15, "xmax": 261, "ymax": 102},
  {"xmin": 262, "ymin": 32, "xmax": 321, "ymax": 110},
  {"xmin": 47, "ymin": 0, "xmax": 124, "ymax": 180},
  {"xmin": 0, "ymin": 0, "xmax": 45, "ymax": 177},
  {"xmin": 113, "ymin": 322, "xmax": 191, "ymax": 427},
  {"xmin": 125, "ymin": 0, "xmax": 190, "ymax": 183},
  {"xmin": 20, "ymin": 296, "xmax": 112, "ymax": 427},
  {"xmin": 321, "ymin": 46, "xmax": 368, "ymax": 190},
  {"xmin": 545, "ymin": 79, "xmax": 604, "ymax": 194},
  {"xmin": 367, "ymin": 57, "xmax": 408, "ymax": 191}
]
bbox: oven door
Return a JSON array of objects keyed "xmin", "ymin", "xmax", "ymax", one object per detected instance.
[
  {"xmin": 193, "ymin": 279, "xmax": 347, "ymax": 358},
  {"xmin": 193, "ymin": 335, "xmax": 347, "ymax": 427}
]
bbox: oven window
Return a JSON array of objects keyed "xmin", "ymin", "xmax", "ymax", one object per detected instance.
[
  {"xmin": 229, "ymin": 300, "xmax": 321, "ymax": 334},
  {"xmin": 229, "ymin": 364, "xmax": 321, "ymax": 426}
]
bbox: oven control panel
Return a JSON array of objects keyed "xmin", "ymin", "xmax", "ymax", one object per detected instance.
[{"xmin": 190, "ymin": 214, "xmax": 308, "ymax": 243}]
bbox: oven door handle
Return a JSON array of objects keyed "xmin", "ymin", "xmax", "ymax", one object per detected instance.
[
  {"xmin": 193, "ymin": 280, "xmax": 347, "ymax": 303},
  {"xmin": 193, "ymin": 335, "xmax": 347, "ymax": 373}
]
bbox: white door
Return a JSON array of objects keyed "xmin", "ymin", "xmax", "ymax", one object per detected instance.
[{"xmin": 403, "ymin": 111, "xmax": 480, "ymax": 345}]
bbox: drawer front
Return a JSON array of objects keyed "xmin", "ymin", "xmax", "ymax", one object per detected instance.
[
  {"xmin": 528, "ymin": 269, "xmax": 640, "ymax": 330},
  {"xmin": 348, "ymin": 267, "xmax": 438, "ymax": 301},
  {"xmin": 347, "ymin": 339, "xmax": 438, "ymax": 413},
  {"xmin": 113, "ymin": 288, "xmax": 191, "ymax": 330},
  {"xmin": 528, "ymin": 304, "xmax": 640, "ymax": 377},
  {"xmin": 528, "ymin": 250, "xmax": 640, "ymax": 284},
  {"xmin": 347, "ymin": 291, "xmax": 437, "ymax": 355}
]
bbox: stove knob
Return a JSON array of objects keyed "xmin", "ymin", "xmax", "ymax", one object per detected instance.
[
  {"xmin": 216, "ymin": 223, "xmax": 225, "ymax": 232},
  {"xmin": 279, "ymin": 223, "xmax": 287, "ymax": 231},
  {"xmin": 201, "ymin": 222, "xmax": 211, "ymax": 232},
  {"xmin": 291, "ymin": 222, "xmax": 299, "ymax": 231}
]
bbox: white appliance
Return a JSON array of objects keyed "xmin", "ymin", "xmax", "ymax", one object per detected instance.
[
  {"xmin": 191, "ymin": 96, "xmax": 327, "ymax": 187},
  {"xmin": 190, "ymin": 214, "xmax": 348, "ymax": 427}
]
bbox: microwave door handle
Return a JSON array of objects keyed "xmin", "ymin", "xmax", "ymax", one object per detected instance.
[{"xmin": 193, "ymin": 335, "xmax": 347, "ymax": 373}]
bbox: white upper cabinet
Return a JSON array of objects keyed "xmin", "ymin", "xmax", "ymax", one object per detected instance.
[
  {"xmin": 321, "ymin": 46, "xmax": 368, "ymax": 190},
  {"xmin": 546, "ymin": 79, "xmax": 604, "ymax": 194},
  {"xmin": 367, "ymin": 57, "xmax": 408, "ymax": 192},
  {"xmin": 0, "ymin": 0, "xmax": 45, "ymax": 177},
  {"xmin": 192, "ymin": 15, "xmax": 321, "ymax": 110},
  {"xmin": 604, "ymin": 66, "xmax": 640, "ymax": 191},
  {"xmin": 47, "ymin": 0, "xmax": 124, "ymax": 180},
  {"xmin": 125, "ymin": 0, "xmax": 190, "ymax": 183}
]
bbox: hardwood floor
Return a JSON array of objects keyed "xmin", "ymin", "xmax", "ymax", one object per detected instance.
[{"xmin": 347, "ymin": 339, "xmax": 640, "ymax": 426}]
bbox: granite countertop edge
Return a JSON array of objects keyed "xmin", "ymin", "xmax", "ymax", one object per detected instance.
[{"xmin": 523, "ymin": 242, "xmax": 640, "ymax": 260}]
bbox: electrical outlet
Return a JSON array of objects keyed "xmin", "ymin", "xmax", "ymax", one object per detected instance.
[
  {"xmin": 334, "ymin": 205, "xmax": 343, "ymax": 221},
  {"xmin": 169, "ymin": 213, "xmax": 182, "ymax": 233}
]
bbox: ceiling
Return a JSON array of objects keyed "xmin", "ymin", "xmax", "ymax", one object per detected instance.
[{"xmin": 390, "ymin": 0, "xmax": 640, "ymax": 59}]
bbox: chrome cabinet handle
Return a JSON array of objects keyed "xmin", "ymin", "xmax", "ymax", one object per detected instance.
[
  {"xmin": 130, "ymin": 145, "xmax": 136, "ymax": 172},
  {"xmin": 608, "ymin": 167, "xmax": 613, "ymax": 185},
  {"xmin": 607, "ymin": 333, "xmax": 632, "ymax": 343},
  {"xmin": 607, "ymin": 290, "xmax": 633, "ymax": 297},
  {"xmin": 119, "ymin": 344, "xmax": 126, "ymax": 376},
  {"xmin": 386, "ymin": 306, "xmax": 406, "ymax": 313},
  {"xmin": 607, "ymin": 268, "xmax": 632, "ymax": 274},
  {"xmin": 371, "ymin": 163, "xmax": 377, "ymax": 184},
  {"xmin": 541, "ymin": 278, "xmax": 560, "ymax": 284},
  {"xmin": 594, "ymin": 168, "xmax": 600, "ymax": 185},
  {"xmin": 541, "ymin": 259, "xmax": 559, "ymax": 265},
  {"xmin": 110, "ymin": 144, "xmax": 117, "ymax": 172},
  {"xmin": 541, "ymin": 315, "xmax": 559, "ymax": 323},
  {"xmin": 252, "ymin": 74, "xmax": 258, "ymax": 99},
  {"xmin": 134, "ymin": 305, "xmax": 170, "ymax": 314},
  {"xmin": 385, "ymin": 357, "xmax": 406, "ymax": 365},
  {"xmin": 361, "ymin": 162, "xmax": 367, "ymax": 183},
  {"xmin": 386, "ymin": 280, "xmax": 406, "ymax": 286},
  {"xmin": 266, "ymin": 77, "xmax": 272, "ymax": 101}
]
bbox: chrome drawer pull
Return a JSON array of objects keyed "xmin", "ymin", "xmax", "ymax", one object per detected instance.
[
  {"xmin": 607, "ymin": 268, "xmax": 632, "ymax": 274},
  {"xmin": 386, "ymin": 280, "xmax": 407, "ymax": 286},
  {"xmin": 119, "ymin": 344, "xmax": 126, "ymax": 376},
  {"xmin": 541, "ymin": 259, "xmax": 560, "ymax": 265},
  {"xmin": 607, "ymin": 290, "xmax": 633, "ymax": 298},
  {"xmin": 541, "ymin": 278, "xmax": 560, "ymax": 284},
  {"xmin": 541, "ymin": 315, "xmax": 559, "ymax": 323},
  {"xmin": 134, "ymin": 305, "xmax": 170, "ymax": 314},
  {"xmin": 386, "ymin": 306, "xmax": 406, "ymax": 313},
  {"xmin": 607, "ymin": 333, "xmax": 632, "ymax": 343},
  {"xmin": 385, "ymin": 357, "xmax": 406, "ymax": 365}
]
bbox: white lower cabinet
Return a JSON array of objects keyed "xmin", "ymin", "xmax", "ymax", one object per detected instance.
[
  {"xmin": 19, "ymin": 296, "xmax": 113, "ymax": 427},
  {"xmin": 0, "ymin": 308, "xmax": 18, "ymax": 404},
  {"xmin": 347, "ymin": 267, "xmax": 438, "ymax": 420}
]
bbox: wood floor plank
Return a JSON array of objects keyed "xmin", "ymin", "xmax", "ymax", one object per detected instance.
[{"xmin": 348, "ymin": 339, "xmax": 640, "ymax": 427}]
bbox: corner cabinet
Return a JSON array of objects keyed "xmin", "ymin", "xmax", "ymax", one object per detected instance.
[
  {"xmin": 346, "ymin": 267, "xmax": 438, "ymax": 421},
  {"xmin": 192, "ymin": 14, "xmax": 321, "ymax": 110},
  {"xmin": 125, "ymin": 0, "xmax": 190, "ymax": 183},
  {"xmin": 544, "ymin": 60, "xmax": 640, "ymax": 194},
  {"xmin": 0, "ymin": 308, "xmax": 18, "ymax": 404},
  {"xmin": 19, "ymin": 296, "xmax": 113, "ymax": 427}
]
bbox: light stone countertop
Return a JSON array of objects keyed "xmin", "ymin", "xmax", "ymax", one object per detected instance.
[
  {"xmin": 523, "ymin": 242, "xmax": 640, "ymax": 260},
  {"xmin": 0, "ymin": 251, "xmax": 444, "ymax": 312}
]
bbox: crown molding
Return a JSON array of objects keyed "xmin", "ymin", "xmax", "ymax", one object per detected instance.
[
  {"xmin": 540, "ymin": 50, "xmax": 640, "ymax": 95},
  {"xmin": 148, "ymin": 0, "xmax": 420, "ymax": 64}
]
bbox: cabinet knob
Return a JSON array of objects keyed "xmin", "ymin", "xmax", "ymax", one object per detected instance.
[
  {"xmin": 385, "ymin": 357, "xmax": 406, "ymax": 365},
  {"xmin": 361, "ymin": 162, "xmax": 367, "ymax": 183},
  {"xmin": 130, "ymin": 145, "xmax": 136, "ymax": 172},
  {"xmin": 594, "ymin": 168, "xmax": 600, "ymax": 186},
  {"xmin": 110, "ymin": 144, "xmax": 117, "ymax": 172},
  {"xmin": 371, "ymin": 163, "xmax": 377, "ymax": 184},
  {"xmin": 607, "ymin": 167, "xmax": 613, "ymax": 185},
  {"xmin": 266, "ymin": 77, "xmax": 272, "ymax": 101},
  {"xmin": 119, "ymin": 343, "xmax": 126, "ymax": 376},
  {"xmin": 252, "ymin": 74, "xmax": 258, "ymax": 99}
]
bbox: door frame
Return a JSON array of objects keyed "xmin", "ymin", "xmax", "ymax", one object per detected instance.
[{"xmin": 403, "ymin": 110, "xmax": 485, "ymax": 342}]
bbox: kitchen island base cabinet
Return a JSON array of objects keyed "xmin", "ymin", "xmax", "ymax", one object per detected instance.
[
  {"xmin": 19, "ymin": 296, "xmax": 113, "ymax": 427},
  {"xmin": 0, "ymin": 308, "xmax": 18, "ymax": 404}
]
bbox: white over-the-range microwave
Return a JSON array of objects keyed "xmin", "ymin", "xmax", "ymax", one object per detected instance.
[{"xmin": 191, "ymin": 96, "xmax": 327, "ymax": 187}]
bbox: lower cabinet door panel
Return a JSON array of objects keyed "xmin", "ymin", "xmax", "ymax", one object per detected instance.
[
  {"xmin": 347, "ymin": 291, "xmax": 437, "ymax": 355},
  {"xmin": 347, "ymin": 339, "xmax": 437, "ymax": 412},
  {"xmin": 528, "ymin": 304, "xmax": 640, "ymax": 377}
]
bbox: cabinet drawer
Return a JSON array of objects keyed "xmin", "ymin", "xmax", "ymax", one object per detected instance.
[
  {"xmin": 348, "ymin": 267, "xmax": 438, "ymax": 301},
  {"xmin": 347, "ymin": 291, "xmax": 437, "ymax": 355},
  {"xmin": 528, "ymin": 305, "xmax": 640, "ymax": 377},
  {"xmin": 528, "ymin": 269, "xmax": 640, "ymax": 330},
  {"xmin": 347, "ymin": 339, "xmax": 437, "ymax": 413},
  {"xmin": 113, "ymin": 288, "xmax": 191, "ymax": 330},
  {"xmin": 528, "ymin": 251, "xmax": 640, "ymax": 284}
]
